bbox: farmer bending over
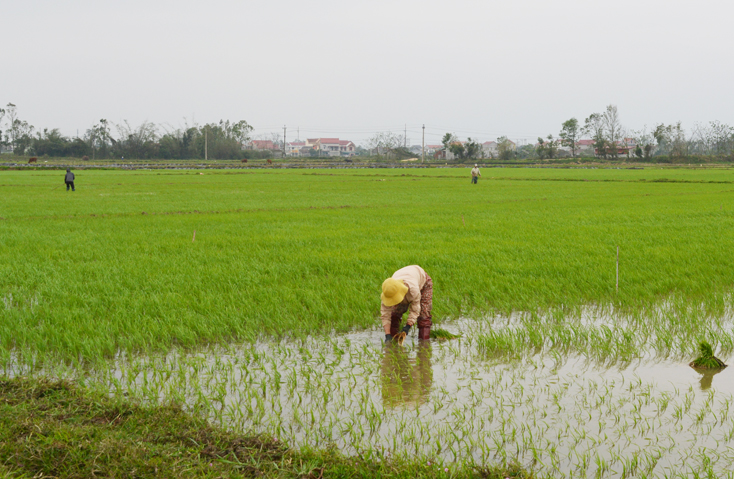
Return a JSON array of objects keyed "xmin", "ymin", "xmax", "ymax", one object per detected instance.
[{"xmin": 381, "ymin": 265, "xmax": 433, "ymax": 342}]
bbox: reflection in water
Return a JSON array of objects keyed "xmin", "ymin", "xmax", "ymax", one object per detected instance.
[
  {"xmin": 381, "ymin": 342, "xmax": 433, "ymax": 408},
  {"xmin": 55, "ymin": 315, "xmax": 734, "ymax": 478},
  {"xmin": 692, "ymin": 366, "xmax": 726, "ymax": 390}
]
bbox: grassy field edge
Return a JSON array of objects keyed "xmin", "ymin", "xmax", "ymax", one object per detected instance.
[{"xmin": 0, "ymin": 376, "xmax": 532, "ymax": 479}]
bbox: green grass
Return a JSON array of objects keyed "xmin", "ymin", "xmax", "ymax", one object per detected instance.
[
  {"xmin": 2, "ymin": 167, "xmax": 734, "ymax": 364},
  {"xmin": 0, "ymin": 376, "xmax": 530, "ymax": 478}
]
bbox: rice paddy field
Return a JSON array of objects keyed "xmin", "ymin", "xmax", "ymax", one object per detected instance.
[{"xmin": 3, "ymin": 166, "xmax": 734, "ymax": 477}]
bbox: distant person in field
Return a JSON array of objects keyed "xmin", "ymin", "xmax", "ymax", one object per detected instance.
[
  {"xmin": 471, "ymin": 164, "xmax": 481, "ymax": 184},
  {"xmin": 381, "ymin": 265, "xmax": 433, "ymax": 342},
  {"xmin": 65, "ymin": 169, "xmax": 75, "ymax": 191}
]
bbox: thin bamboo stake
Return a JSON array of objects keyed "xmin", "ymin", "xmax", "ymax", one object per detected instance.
[
  {"xmin": 616, "ymin": 246, "xmax": 619, "ymax": 294},
  {"xmin": 192, "ymin": 230, "xmax": 196, "ymax": 242}
]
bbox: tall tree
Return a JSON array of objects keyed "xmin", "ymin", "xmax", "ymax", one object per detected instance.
[
  {"xmin": 653, "ymin": 123, "xmax": 669, "ymax": 155},
  {"xmin": 710, "ymin": 121, "xmax": 734, "ymax": 156},
  {"xmin": 34, "ymin": 128, "xmax": 70, "ymax": 157},
  {"xmin": 654, "ymin": 122, "xmax": 688, "ymax": 158},
  {"xmin": 5, "ymin": 103, "xmax": 19, "ymax": 151},
  {"xmin": 367, "ymin": 131, "xmax": 405, "ymax": 157},
  {"xmin": 440, "ymin": 133, "xmax": 461, "ymax": 159},
  {"xmin": 496, "ymin": 136, "xmax": 515, "ymax": 161},
  {"xmin": 199, "ymin": 120, "xmax": 254, "ymax": 159},
  {"xmin": 602, "ymin": 105, "xmax": 623, "ymax": 157},
  {"xmin": 545, "ymin": 134, "xmax": 558, "ymax": 159},
  {"xmin": 516, "ymin": 144, "xmax": 536, "ymax": 159},
  {"xmin": 448, "ymin": 141, "xmax": 465, "ymax": 159},
  {"xmin": 227, "ymin": 120, "xmax": 253, "ymax": 145},
  {"xmin": 445, "ymin": 136, "xmax": 480, "ymax": 160},
  {"xmin": 464, "ymin": 137, "xmax": 481, "ymax": 159},
  {"xmin": 559, "ymin": 118, "xmax": 580, "ymax": 158},
  {"xmin": 536, "ymin": 137, "xmax": 551, "ymax": 159},
  {"xmin": 441, "ymin": 133, "xmax": 457, "ymax": 151},
  {"xmin": 85, "ymin": 119, "xmax": 113, "ymax": 160},
  {"xmin": 632, "ymin": 127, "xmax": 656, "ymax": 160},
  {"xmin": 583, "ymin": 113, "xmax": 607, "ymax": 158},
  {"xmin": 9, "ymin": 117, "xmax": 35, "ymax": 155},
  {"xmin": 115, "ymin": 120, "xmax": 158, "ymax": 159},
  {"xmin": 0, "ymin": 106, "xmax": 5, "ymax": 147},
  {"xmin": 669, "ymin": 122, "xmax": 688, "ymax": 158},
  {"xmin": 634, "ymin": 144, "xmax": 643, "ymax": 159}
]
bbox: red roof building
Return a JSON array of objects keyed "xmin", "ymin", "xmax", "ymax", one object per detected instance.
[{"xmin": 250, "ymin": 140, "xmax": 277, "ymax": 150}]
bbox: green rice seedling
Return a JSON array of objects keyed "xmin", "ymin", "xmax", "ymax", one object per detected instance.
[
  {"xmin": 430, "ymin": 328, "xmax": 462, "ymax": 341},
  {"xmin": 5, "ymin": 168, "xmax": 734, "ymax": 364},
  {"xmin": 690, "ymin": 341, "xmax": 727, "ymax": 369}
]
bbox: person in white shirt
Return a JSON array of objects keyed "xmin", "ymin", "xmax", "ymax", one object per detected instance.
[{"xmin": 471, "ymin": 164, "xmax": 481, "ymax": 184}]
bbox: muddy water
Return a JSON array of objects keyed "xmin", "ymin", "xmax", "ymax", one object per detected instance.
[{"xmin": 62, "ymin": 316, "xmax": 733, "ymax": 478}]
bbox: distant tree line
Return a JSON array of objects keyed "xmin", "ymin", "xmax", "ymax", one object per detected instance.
[
  {"xmin": 540, "ymin": 105, "xmax": 734, "ymax": 161},
  {"xmin": 441, "ymin": 133, "xmax": 482, "ymax": 160},
  {"xmin": 0, "ymin": 103, "xmax": 255, "ymax": 160},
  {"xmin": 364, "ymin": 131, "xmax": 414, "ymax": 159},
  {"xmin": 421, "ymin": 106, "xmax": 734, "ymax": 163},
  {"xmin": 3, "ymin": 101, "xmax": 734, "ymax": 162}
]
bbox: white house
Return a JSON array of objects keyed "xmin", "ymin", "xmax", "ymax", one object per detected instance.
[
  {"xmin": 305, "ymin": 138, "xmax": 356, "ymax": 157},
  {"xmin": 286, "ymin": 141, "xmax": 306, "ymax": 157},
  {"xmin": 482, "ymin": 141, "xmax": 498, "ymax": 157},
  {"xmin": 482, "ymin": 140, "xmax": 515, "ymax": 158}
]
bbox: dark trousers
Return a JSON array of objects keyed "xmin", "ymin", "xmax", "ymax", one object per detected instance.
[
  {"xmin": 66, "ymin": 181, "xmax": 75, "ymax": 191},
  {"xmin": 471, "ymin": 176, "xmax": 478, "ymax": 184},
  {"xmin": 389, "ymin": 275, "xmax": 433, "ymax": 340}
]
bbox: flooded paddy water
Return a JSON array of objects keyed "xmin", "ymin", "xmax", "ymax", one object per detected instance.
[{"xmin": 10, "ymin": 309, "xmax": 734, "ymax": 478}]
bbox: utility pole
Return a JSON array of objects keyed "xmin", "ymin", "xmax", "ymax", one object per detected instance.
[
  {"xmin": 205, "ymin": 127, "xmax": 208, "ymax": 161},
  {"xmin": 404, "ymin": 124, "xmax": 407, "ymax": 148},
  {"xmin": 283, "ymin": 125, "xmax": 287, "ymax": 158},
  {"xmin": 422, "ymin": 124, "xmax": 425, "ymax": 163}
]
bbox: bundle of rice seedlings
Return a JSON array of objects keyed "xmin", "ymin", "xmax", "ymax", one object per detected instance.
[
  {"xmin": 430, "ymin": 328, "xmax": 462, "ymax": 341},
  {"xmin": 689, "ymin": 341, "xmax": 727, "ymax": 369}
]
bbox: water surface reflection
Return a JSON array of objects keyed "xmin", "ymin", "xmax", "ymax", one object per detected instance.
[
  {"xmin": 691, "ymin": 367, "xmax": 726, "ymax": 390},
  {"xmin": 381, "ymin": 342, "xmax": 433, "ymax": 408}
]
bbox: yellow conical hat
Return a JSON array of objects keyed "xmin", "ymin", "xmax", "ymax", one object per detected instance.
[{"xmin": 381, "ymin": 278, "xmax": 408, "ymax": 306}]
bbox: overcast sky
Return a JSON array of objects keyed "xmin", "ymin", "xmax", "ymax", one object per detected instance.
[{"xmin": 2, "ymin": 0, "xmax": 732, "ymax": 146}]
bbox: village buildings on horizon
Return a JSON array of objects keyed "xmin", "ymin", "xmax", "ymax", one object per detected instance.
[{"xmin": 247, "ymin": 136, "xmax": 638, "ymax": 159}]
